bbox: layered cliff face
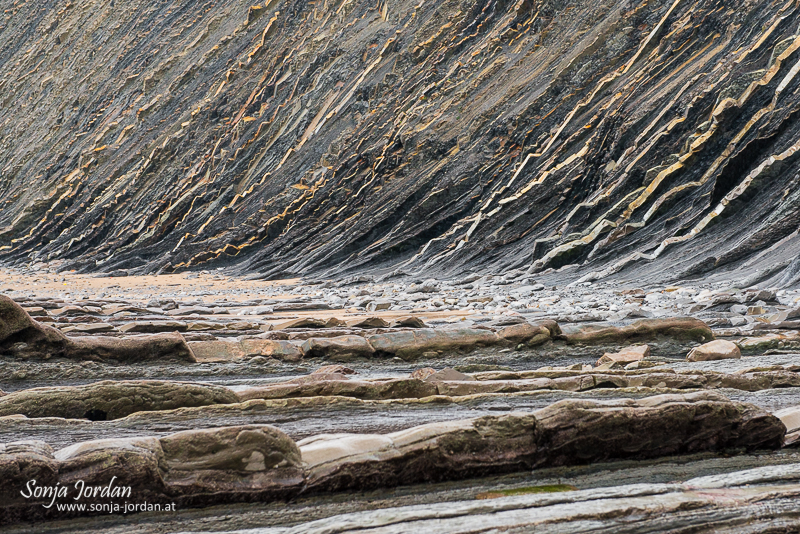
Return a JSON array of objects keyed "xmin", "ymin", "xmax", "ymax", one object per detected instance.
[{"xmin": 1, "ymin": 0, "xmax": 800, "ymax": 285}]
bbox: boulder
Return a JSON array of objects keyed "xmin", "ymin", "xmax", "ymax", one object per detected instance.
[
  {"xmin": 565, "ymin": 317, "xmax": 713, "ymax": 345},
  {"xmin": 497, "ymin": 322, "xmax": 551, "ymax": 346},
  {"xmin": 687, "ymin": 340, "xmax": 741, "ymax": 362},
  {"xmin": 1, "ymin": 295, "xmax": 79, "ymax": 358},
  {"xmin": 597, "ymin": 344, "xmax": 650, "ymax": 366},
  {"xmin": 0, "ymin": 380, "xmax": 238, "ymax": 420},
  {"xmin": 392, "ymin": 316, "xmax": 427, "ymax": 328},
  {"xmin": 368, "ymin": 328, "xmax": 500, "ymax": 359},
  {"xmin": 301, "ymin": 413, "xmax": 539, "ymax": 492},
  {"xmin": 301, "ymin": 336, "xmax": 375, "ymax": 361}
]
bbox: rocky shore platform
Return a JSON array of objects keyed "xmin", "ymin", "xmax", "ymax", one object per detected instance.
[{"xmin": 1, "ymin": 270, "xmax": 800, "ymax": 531}]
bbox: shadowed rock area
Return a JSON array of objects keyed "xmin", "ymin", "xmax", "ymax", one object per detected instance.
[
  {"xmin": 1, "ymin": 0, "xmax": 800, "ymax": 287},
  {"xmin": 3, "ymin": 0, "xmax": 800, "ymax": 528}
]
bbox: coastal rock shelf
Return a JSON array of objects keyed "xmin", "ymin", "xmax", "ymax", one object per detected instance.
[
  {"xmin": 1, "ymin": 277, "xmax": 799, "ymax": 530},
  {"xmin": 0, "ymin": 391, "xmax": 788, "ymax": 524},
  {"xmin": 1, "ymin": 0, "xmax": 800, "ymax": 288}
]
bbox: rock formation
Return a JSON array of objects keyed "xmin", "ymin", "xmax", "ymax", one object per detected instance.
[
  {"xmin": 1, "ymin": 0, "xmax": 800, "ymax": 286},
  {"xmin": 0, "ymin": 392, "xmax": 787, "ymax": 523}
]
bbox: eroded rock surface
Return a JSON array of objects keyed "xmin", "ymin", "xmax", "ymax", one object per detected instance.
[
  {"xmin": 2, "ymin": 0, "xmax": 800, "ymax": 290},
  {"xmin": 0, "ymin": 381, "xmax": 237, "ymax": 420},
  {"xmin": 1, "ymin": 296, "xmax": 195, "ymax": 362},
  {"xmin": 1, "ymin": 282, "xmax": 800, "ymax": 531},
  {"xmin": 0, "ymin": 391, "xmax": 787, "ymax": 525}
]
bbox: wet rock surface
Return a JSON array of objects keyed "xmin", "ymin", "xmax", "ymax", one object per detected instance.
[
  {"xmin": 0, "ymin": 380, "xmax": 238, "ymax": 420},
  {"xmin": 0, "ymin": 279, "xmax": 799, "ymax": 530}
]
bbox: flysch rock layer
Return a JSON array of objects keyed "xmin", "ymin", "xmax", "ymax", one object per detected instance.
[
  {"xmin": 184, "ymin": 466, "xmax": 800, "ymax": 533},
  {"xmin": 0, "ymin": 391, "xmax": 786, "ymax": 524},
  {"xmin": 2, "ymin": 0, "xmax": 800, "ymax": 288}
]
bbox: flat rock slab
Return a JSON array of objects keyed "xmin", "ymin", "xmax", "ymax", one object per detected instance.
[
  {"xmin": 188, "ymin": 339, "xmax": 302, "ymax": 362},
  {"xmin": 597, "ymin": 344, "xmax": 650, "ymax": 366},
  {"xmin": 67, "ymin": 333, "xmax": 196, "ymax": 363},
  {"xmin": 273, "ymin": 303, "xmax": 334, "ymax": 312},
  {"xmin": 298, "ymin": 391, "xmax": 784, "ymax": 493},
  {"xmin": 775, "ymin": 406, "xmax": 800, "ymax": 434},
  {"xmin": 301, "ymin": 336, "xmax": 375, "ymax": 361},
  {"xmin": 1, "ymin": 295, "xmax": 195, "ymax": 363},
  {"xmin": 0, "ymin": 380, "xmax": 238, "ymax": 420},
  {"xmin": 564, "ymin": 318, "xmax": 713, "ymax": 345},
  {"xmin": 233, "ymin": 470, "xmax": 800, "ymax": 533},
  {"xmin": 60, "ymin": 323, "xmax": 117, "ymax": 334},
  {"xmin": 119, "ymin": 321, "xmax": 188, "ymax": 333},
  {"xmin": 368, "ymin": 328, "xmax": 501, "ymax": 360},
  {"xmin": 238, "ymin": 378, "xmax": 438, "ymax": 402}
]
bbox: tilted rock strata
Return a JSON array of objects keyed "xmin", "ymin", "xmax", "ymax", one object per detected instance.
[
  {"xmin": 236, "ymin": 366, "xmax": 800, "ymax": 401},
  {"xmin": 300, "ymin": 413, "xmax": 539, "ymax": 492},
  {"xmin": 3, "ymin": 0, "xmax": 800, "ymax": 286},
  {"xmin": 4, "ymin": 295, "xmax": 727, "ymax": 363}
]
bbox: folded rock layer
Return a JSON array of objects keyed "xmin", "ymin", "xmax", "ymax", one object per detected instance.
[{"xmin": 2, "ymin": 0, "xmax": 800, "ymax": 285}]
